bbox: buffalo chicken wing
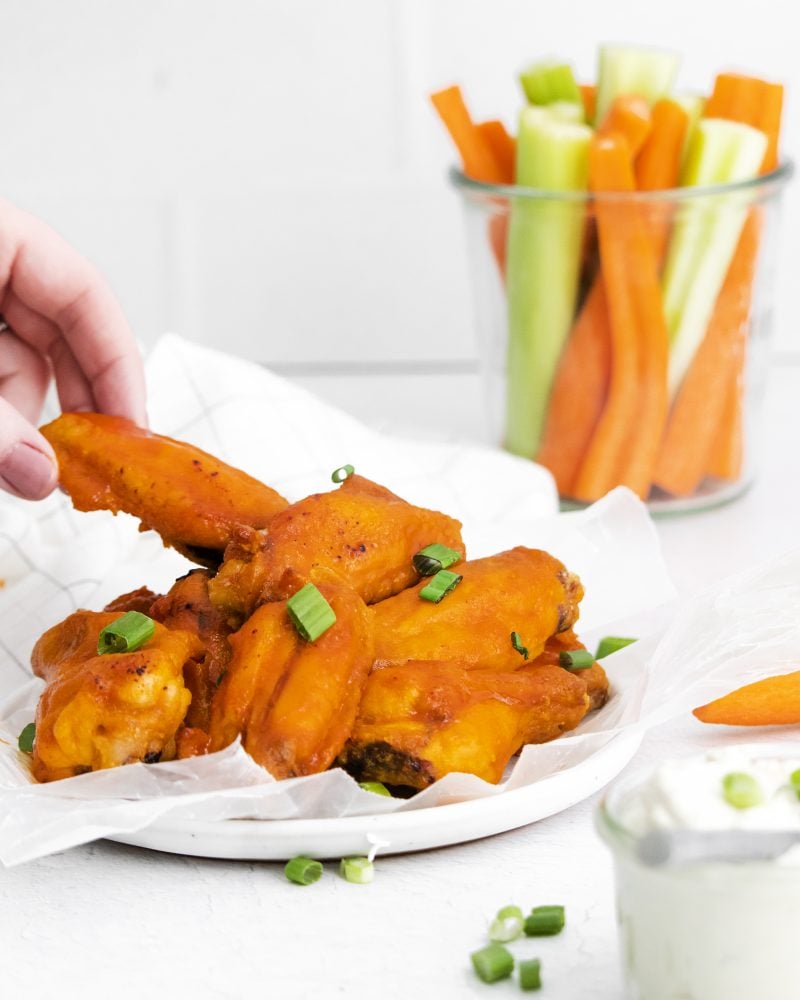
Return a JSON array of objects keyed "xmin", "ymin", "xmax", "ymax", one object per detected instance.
[{"xmin": 41, "ymin": 413, "xmax": 288, "ymax": 566}]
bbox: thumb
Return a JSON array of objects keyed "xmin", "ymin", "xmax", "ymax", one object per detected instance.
[{"xmin": 0, "ymin": 399, "xmax": 59, "ymax": 500}]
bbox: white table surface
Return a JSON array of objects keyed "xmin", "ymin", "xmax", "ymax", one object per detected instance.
[{"xmin": 2, "ymin": 361, "xmax": 799, "ymax": 1000}]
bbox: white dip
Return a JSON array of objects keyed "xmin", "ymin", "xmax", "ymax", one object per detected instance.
[{"xmin": 602, "ymin": 749, "xmax": 800, "ymax": 1000}]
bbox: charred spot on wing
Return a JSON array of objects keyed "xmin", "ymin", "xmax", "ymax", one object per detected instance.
[
  {"xmin": 337, "ymin": 739, "xmax": 435, "ymax": 788},
  {"xmin": 174, "ymin": 543, "xmax": 224, "ymax": 570},
  {"xmin": 143, "ymin": 751, "xmax": 162, "ymax": 764}
]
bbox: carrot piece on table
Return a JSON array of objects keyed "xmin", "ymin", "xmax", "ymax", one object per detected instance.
[
  {"xmin": 597, "ymin": 94, "xmax": 652, "ymax": 156},
  {"xmin": 536, "ymin": 279, "xmax": 612, "ymax": 494},
  {"xmin": 571, "ymin": 135, "xmax": 670, "ymax": 501},
  {"xmin": 579, "ymin": 84, "xmax": 597, "ymax": 123},
  {"xmin": 429, "ymin": 85, "xmax": 505, "ymax": 183},
  {"xmin": 694, "ymin": 670, "xmax": 800, "ymax": 726},
  {"xmin": 476, "ymin": 120, "xmax": 516, "ymax": 183}
]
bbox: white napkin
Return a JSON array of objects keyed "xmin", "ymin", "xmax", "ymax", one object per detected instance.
[{"xmin": 0, "ymin": 334, "xmax": 680, "ymax": 865}]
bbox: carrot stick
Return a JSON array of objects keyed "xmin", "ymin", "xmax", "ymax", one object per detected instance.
[
  {"xmin": 536, "ymin": 279, "xmax": 611, "ymax": 494},
  {"xmin": 537, "ymin": 98, "xmax": 655, "ymax": 494},
  {"xmin": 654, "ymin": 212, "xmax": 759, "ymax": 495},
  {"xmin": 572, "ymin": 135, "xmax": 669, "ymax": 500},
  {"xmin": 476, "ymin": 120, "xmax": 515, "ymax": 183},
  {"xmin": 429, "ymin": 86, "xmax": 505, "ymax": 183},
  {"xmin": 699, "ymin": 75, "xmax": 783, "ymax": 482},
  {"xmin": 597, "ymin": 94, "xmax": 652, "ymax": 156},
  {"xmin": 635, "ymin": 98, "xmax": 688, "ymax": 191},
  {"xmin": 694, "ymin": 670, "xmax": 800, "ymax": 726},
  {"xmin": 707, "ymin": 382, "xmax": 744, "ymax": 479},
  {"xmin": 759, "ymin": 82, "xmax": 784, "ymax": 172},
  {"xmin": 579, "ymin": 84, "xmax": 596, "ymax": 123}
]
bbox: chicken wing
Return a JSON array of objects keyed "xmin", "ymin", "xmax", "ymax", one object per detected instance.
[
  {"xmin": 338, "ymin": 660, "xmax": 591, "ymax": 788},
  {"xmin": 41, "ymin": 412, "xmax": 288, "ymax": 566},
  {"xmin": 150, "ymin": 569, "xmax": 233, "ymax": 731},
  {"xmin": 30, "ymin": 610, "xmax": 201, "ymax": 782},
  {"xmin": 371, "ymin": 548, "xmax": 583, "ymax": 671},
  {"xmin": 530, "ymin": 629, "xmax": 609, "ymax": 711},
  {"xmin": 209, "ymin": 574, "xmax": 374, "ymax": 778},
  {"xmin": 208, "ymin": 474, "xmax": 464, "ymax": 619}
]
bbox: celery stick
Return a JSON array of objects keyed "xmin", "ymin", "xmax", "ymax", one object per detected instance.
[
  {"xmin": 595, "ymin": 45, "xmax": 680, "ymax": 123},
  {"xmin": 520, "ymin": 59, "xmax": 581, "ymax": 106},
  {"xmin": 663, "ymin": 119, "xmax": 768, "ymax": 394},
  {"xmin": 546, "ymin": 101, "xmax": 585, "ymax": 124},
  {"xmin": 505, "ymin": 108, "xmax": 592, "ymax": 457},
  {"xmin": 672, "ymin": 93, "xmax": 705, "ymax": 168}
]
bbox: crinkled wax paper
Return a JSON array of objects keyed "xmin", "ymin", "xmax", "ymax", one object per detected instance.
[{"xmin": 7, "ymin": 334, "xmax": 793, "ymax": 867}]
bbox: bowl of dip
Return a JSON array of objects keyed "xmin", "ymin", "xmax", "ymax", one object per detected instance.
[{"xmin": 596, "ymin": 748, "xmax": 800, "ymax": 1000}]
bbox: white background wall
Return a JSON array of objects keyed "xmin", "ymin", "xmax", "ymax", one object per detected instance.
[{"xmin": 0, "ymin": 0, "xmax": 797, "ymax": 368}]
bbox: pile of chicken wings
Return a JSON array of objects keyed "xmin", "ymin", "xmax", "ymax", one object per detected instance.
[{"xmin": 28, "ymin": 413, "xmax": 608, "ymax": 787}]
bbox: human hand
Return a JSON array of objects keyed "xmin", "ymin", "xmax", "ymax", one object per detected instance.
[{"xmin": 0, "ymin": 198, "xmax": 146, "ymax": 500}]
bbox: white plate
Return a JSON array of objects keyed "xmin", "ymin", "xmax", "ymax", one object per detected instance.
[{"xmin": 109, "ymin": 730, "xmax": 642, "ymax": 860}]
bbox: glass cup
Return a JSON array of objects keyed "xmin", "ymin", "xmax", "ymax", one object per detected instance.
[
  {"xmin": 596, "ymin": 767, "xmax": 800, "ymax": 999},
  {"xmin": 452, "ymin": 163, "xmax": 793, "ymax": 513}
]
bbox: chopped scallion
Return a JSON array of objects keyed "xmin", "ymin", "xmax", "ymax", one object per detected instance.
[
  {"xmin": 470, "ymin": 943, "xmax": 514, "ymax": 984},
  {"xmin": 331, "ymin": 464, "xmax": 355, "ymax": 483},
  {"xmin": 419, "ymin": 569, "xmax": 462, "ymax": 604},
  {"xmin": 496, "ymin": 904, "xmax": 524, "ymax": 922},
  {"xmin": 722, "ymin": 772, "xmax": 763, "ymax": 810},
  {"xmin": 18, "ymin": 723, "xmax": 35, "ymax": 754},
  {"xmin": 558, "ymin": 649, "xmax": 595, "ymax": 670},
  {"xmin": 519, "ymin": 958, "xmax": 542, "ymax": 991},
  {"xmin": 339, "ymin": 856, "xmax": 374, "ymax": 884},
  {"xmin": 790, "ymin": 769, "xmax": 800, "ymax": 800},
  {"xmin": 524, "ymin": 905, "xmax": 565, "ymax": 936},
  {"xmin": 97, "ymin": 611, "xmax": 155, "ymax": 655},
  {"xmin": 359, "ymin": 781, "xmax": 392, "ymax": 797},
  {"xmin": 488, "ymin": 913, "xmax": 524, "ymax": 943},
  {"xmin": 412, "ymin": 543, "xmax": 462, "ymax": 577},
  {"xmin": 284, "ymin": 856, "xmax": 323, "ymax": 885},
  {"xmin": 286, "ymin": 583, "xmax": 336, "ymax": 642},
  {"xmin": 595, "ymin": 636, "xmax": 637, "ymax": 660},
  {"xmin": 511, "ymin": 631, "xmax": 529, "ymax": 660}
]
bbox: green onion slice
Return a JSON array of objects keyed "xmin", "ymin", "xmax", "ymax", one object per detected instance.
[
  {"xmin": 722, "ymin": 772, "xmax": 764, "ymax": 810},
  {"xmin": 18, "ymin": 723, "xmax": 36, "ymax": 754},
  {"xmin": 488, "ymin": 913, "xmax": 524, "ymax": 943},
  {"xmin": 519, "ymin": 958, "xmax": 542, "ymax": 991},
  {"xmin": 412, "ymin": 543, "xmax": 462, "ymax": 577},
  {"xmin": 287, "ymin": 583, "xmax": 336, "ymax": 642},
  {"xmin": 595, "ymin": 635, "xmax": 637, "ymax": 659},
  {"xmin": 558, "ymin": 649, "xmax": 595, "ymax": 671},
  {"xmin": 497, "ymin": 904, "xmax": 524, "ymax": 922},
  {"xmin": 511, "ymin": 631, "xmax": 529, "ymax": 660},
  {"xmin": 331, "ymin": 464, "xmax": 355, "ymax": 483},
  {"xmin": 359, "ymin": 781, "xmax": 392, "ymax": 797},
  {"xmin": 470, "ymin": 943, "xmax": 514, "ymax": 984},
  {"xmin": 419, "ymin": 569, "xmax": 462, "ymax": 604},
  {"xmin": 524, "ymin": 905, "xmax": 565, "ymax": 936},
  {"xmin": 284, "ymin": 856, "xmax": 323, "ymax": 885},
  {"xmin": 790, "ymin": 769, "xmax": 800, "ymax": 800},
  {"xmin": 339, "ymin": 856, "xmax": 374, "ymax": 884},
  {"xmin": 97, "ymin": 611, "xmax": 155, "ymax": 655}
]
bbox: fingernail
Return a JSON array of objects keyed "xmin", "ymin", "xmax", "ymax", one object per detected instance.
[{"xmin": 0, "ymin": 443, "xmax": 58, "ymax": 500}]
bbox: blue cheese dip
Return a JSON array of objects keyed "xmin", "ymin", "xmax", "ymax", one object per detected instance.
[{"xmin": 598, "ymin": 749, "xmax": 800, "ymax": 1000}]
